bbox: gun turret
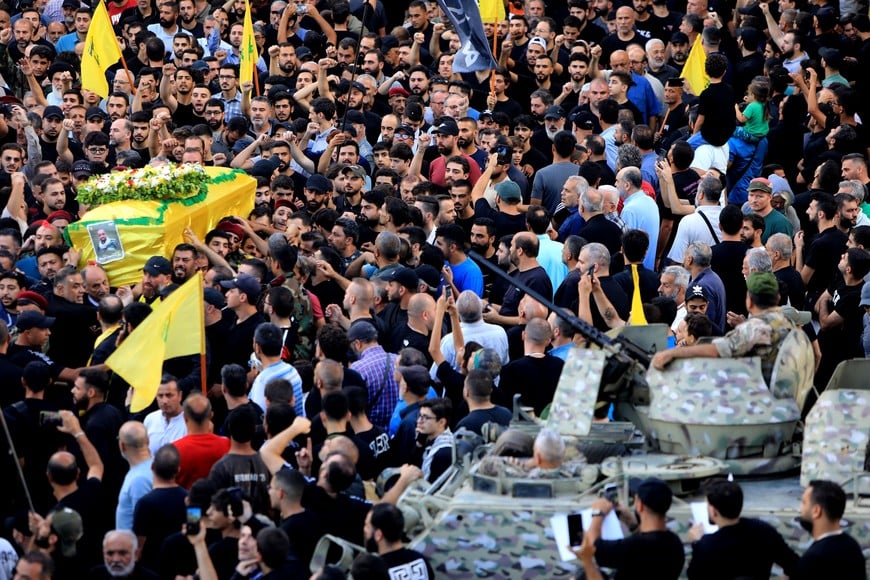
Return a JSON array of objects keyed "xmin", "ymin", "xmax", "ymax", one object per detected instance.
[{"xmin": 469, "ymin": 251, "xmax": 653, "ymax": 398}]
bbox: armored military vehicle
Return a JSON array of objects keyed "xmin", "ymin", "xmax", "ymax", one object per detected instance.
[{"xmin": 310, "ymin": 264, "xmax": 870, "ymax": 577}]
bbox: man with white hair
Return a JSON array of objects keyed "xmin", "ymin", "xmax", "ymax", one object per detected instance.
[
  {"xmin": 660, "ymin": 265, "xmax": 690, "ymax": 332},
  {"xmin": 437, "ymin": 290, "xmax": 509, "ymax": 372},
  {"xmin": 91, "ymin": 529, "xmax": 156, "ymax": 578},
  {"xmin": 645, "ymin": 38, "xmax": 679, "ymax": 86}
]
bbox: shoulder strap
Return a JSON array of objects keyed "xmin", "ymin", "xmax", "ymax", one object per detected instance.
[{"xmin": 696, "ymin": 210, "xmax": 720, "ymax": 245}]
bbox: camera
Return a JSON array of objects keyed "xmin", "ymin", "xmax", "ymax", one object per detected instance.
[
  {"xmin": 39, "ymin": 411, "xmax": 63, "ymax": 427},
  {"xmin": 602, "ymin": 483, "xmax": 619, "ymax": 505}
]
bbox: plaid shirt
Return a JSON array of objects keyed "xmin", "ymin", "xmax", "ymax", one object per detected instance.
[{"xmin": 351, "ymin": 345, "xmax": 399, "ymax": 430}]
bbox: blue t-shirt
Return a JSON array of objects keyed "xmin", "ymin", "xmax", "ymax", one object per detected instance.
[{"xmin": 449, "ymin": 257, "xmax": 484, "ymax": 297}]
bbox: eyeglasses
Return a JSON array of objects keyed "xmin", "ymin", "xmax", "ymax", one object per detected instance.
[
  {"xmin": 88, "ymin": 147, "xmax": 107, "ymax": 153},
  {"xmin": 218, "ymin": 74, "xmax": 236, "ymax": 80},
  {"xmin": 271, "ymin": 10, "xmax": 282, "ymax": 14},
  {"xmin": 417, "ymin": 414, "xmax": 436, "ymax": 422}
]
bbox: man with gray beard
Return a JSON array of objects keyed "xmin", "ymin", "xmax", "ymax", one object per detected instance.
[{"xmin": 89, "ymin": 529, "xmax": 158, "ymax": 578}]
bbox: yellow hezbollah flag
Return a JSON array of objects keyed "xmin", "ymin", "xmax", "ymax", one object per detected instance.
[
  {"xmin": 81, "ymin": 1, "xmax": 122, "ymax": 98},
  {"xmin": 682, "ymin": 35, "xmax": 709, "ymax": 96},
  {"xmin": 107, "ymin": 273, "xmax": 205, "ymax": 412},
  {"xmin": 240, "ymin": 0, "xmax": 258, "ymax": 86},
  {"xmin": 479, "ymin": 0, "xmax": 505, "ymax": 23},
  {"xmin": 628, "ymin": 264, "xmax": 648, "ymax": 325}
]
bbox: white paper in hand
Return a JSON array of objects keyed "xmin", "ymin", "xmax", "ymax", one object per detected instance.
[
  {"xmin": 550, "ymin": 514, "xmax": 577, "ymax": 561},
  {"xmin": 690, "ymin": 501, "xmax": 719, "ymax": 534},
  {"xmin": 580, "ymin": 509, "xmax": 625, "ymax": 540}
]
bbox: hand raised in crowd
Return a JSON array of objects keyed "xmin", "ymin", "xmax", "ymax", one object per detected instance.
[
  {"xmin": 268, "ymin": 45, "xmax": 280, "ymax": 58},
  {"xmin": 17, "ymin": 58, "xmax": 32, "ymax": 77},
  {"xmin": 62, "ymin": 119, "xmax": 76, "ymax": 132},
  {"xmin": 416, "ymin": 132, "xmax": 431, "ymax": 149},
  {"xmin": 55, "ymin": 410, "xmax": 83, "ymax": 436},
  {"xmin": 501, "ymin": 38, "xmax": 513, "ymax": 52},
  {"xmin": 0, "ymin": 27, "xmax": 11, "ymax": 45},
  {"xmin": 163, "ymin": 62, "xmax": 177, "ymax": 77},
  {"xmin": 486, "ymin": 92, "xmax": 497, "ymax": 110},
  {"xmin": 295, "ymin": 436, "xmax": 313, "ymax": 474},
  {"xmin": 240, "ymin": 81, "xmax": 254, "ymax": 93},
  {"xmin": 413, "ymin": 32, "xmax": 425, "ymax": 45},
  {"xmin": 213, "ymin": 49, "xmax": 228, "ymax": 62},
  {"xmin": 212, "ymin": 152, "xmax": 228, "ymax": 166},
  {"xmin": 116, "ymin": 285, "xmax": 133, "ymax": 306}
]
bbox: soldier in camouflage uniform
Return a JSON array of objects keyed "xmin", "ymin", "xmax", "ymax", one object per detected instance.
[
  {"xmin": 652, "ymin": 272, "xmax": 796, "ymax": 385},
  {"xmin": 266, "ymin": 233, "xmax": 315, "ymax": 361}
]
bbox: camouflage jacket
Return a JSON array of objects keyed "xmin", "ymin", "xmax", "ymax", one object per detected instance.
[
  {"xmin": 271, "ymin": 273, "xmax": 315, "ymax": 361},
  {"xmin": 713, "ymin": 308, "xmax": 796, "ymax": 385},
  {"xmin": 477, "ymin": 456, "xmax": 588, "ymax": 479}
]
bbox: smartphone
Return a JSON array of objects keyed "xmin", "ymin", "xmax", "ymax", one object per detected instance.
[
  {"xmin": 296, "ymin": 4, "xmax": 307, "ymax": 13},
  {"xmin": 587, "ymin": 264, "xmax": 595, "ymax": 278},
  {"xmin": 39, "ymin": 411, "xmax": 63, "ymax": 427},
  {"xmin": 186, "ymin": 507, "xmax": 202, "ymax": 535},
  {"xmin": 445, "ymin": 286, "xmax": 452, "ymax": 299},
  {"xmin": 567, "ymin": 513, "xmax": 584, "ymax": 548}
]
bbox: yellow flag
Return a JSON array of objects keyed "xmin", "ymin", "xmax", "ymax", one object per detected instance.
[
  {"xmin": 682, "ymin": 35, "xmax": 709, "ymax": 96},
  {"xmin": 107, "ymin": 273, "xmax": 205, "ymax": 412},
  {"xmin": 81, "ymin": 1, "xmax": 122, "ymax": 98},
  {"xmin": 240, "ymin": 0, "xmax": 258, "ymax": 86},
  {"xmin": 479, "ymin": 0, "xmax": 505, "ymax": 23},
  {"xmin": 628, "ymin": 264, "xmax": 648, "ymax": 326}
]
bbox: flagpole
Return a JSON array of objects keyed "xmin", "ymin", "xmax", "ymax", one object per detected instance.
[
  {"xmin": 198, "ymin": 272, "xmax": 207, "ymax": 395},
  {"xmin": 253, "ymin": 65, "xmax": 260, "ymax": 97},
  {"xmin": 490, "ymin": 23, "xmax": 497, "ymax": 93},
  {"xmin": 117, "ymin": 49, "xmax": 137, "ymax": 96},
  {"xmin": 0, "ymin": 405, "xmax": 36, "ymax": 514}
]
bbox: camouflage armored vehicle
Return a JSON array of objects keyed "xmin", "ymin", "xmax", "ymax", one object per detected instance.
[{"xmin": 391, "ymin": 259, "xmax": 870, "ymax": 578}]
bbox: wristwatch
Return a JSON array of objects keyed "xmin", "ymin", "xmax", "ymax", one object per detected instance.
[{"xmin": 591, "ymin": 510, "xmax": 606, "ymax": 517}]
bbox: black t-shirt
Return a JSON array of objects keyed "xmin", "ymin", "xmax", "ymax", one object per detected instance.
[
  {"xmin": 698, "ymin": 82, "xmax": 736, "ymax": 147},
  {"xmin": 595, "ymin": 530, "xmax": 685, "ymax": 580},
  {"xmin": 710, "ymin": 240, "xmax": 748, "ymax": 317},
  {"xmin": 500, "ymin": 266, "xmax": 553, "ymax": 316},
  {"xmin": 300, "ymin": 477, "xmax": 371, "ymax": 546},
  {"xmin": 499, "ymin": 355, "xmax": 565, "ymax": 415},
  {"xmin": 133, "ymin": 486, "xmax": 188, "ymax": 570},
  {"xmin": 207, "ymin": 535, "xmax": 239, "ymax": 580},
  {"xmin": 804, "ymin": 227, "xmax": 848, "ymax": 303},
  {"xmin": 775, "ymin": 266, "xmax": 806, "ymax": 309},
  {"xmin": 353, "ymin": 425, "xmax": 391, "ymax": 477},
  {"xmin": 791, "ymin": 532, "xmax": 866, "ymax": 580},
  {"xmin": 171, "ymin": 101, "xmax": 205, "ymax": 127},
  {"xmin": 456, "ymin": 406, "xmax": 512, "ymax": 435},
  {"xmin": 380, "ymin": 548, "xmax": 434, "ymax": 579},
  {"xmin": 279, "ymin": 509, "xmax": 323, "ymax": 565},
  {"xmin": 87, "ymin": 564, "xmax": 159, "ymax": 580},
  {"xmin": 209, "ymin": 453, "xmax": 271, "ymax": 514},
  {"xmin": 473, "ymin": 198, "xmax": 527, "ymax": 240},
  {"xmin": 224, "ymin": 312, "xmax": 266, "ymax": 368},
  {"xmin": 687, "ymin": 517, "xmax": 799, "ymax": 579}
]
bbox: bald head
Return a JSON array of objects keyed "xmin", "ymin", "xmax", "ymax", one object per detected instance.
[
  {"xmin": 320, "ymin": 434, "xmax": 359, "ymax": 465},
  {"xmin": 315, "ymin": 358, "xmax": 344, "ymax": 391},
  {"xmin": 408, "ymin": 292, "xmax": 435, "ymax": 319},
  {"xmin": 523, "ymin": 317, "xmax": 552, "ymax": 347},
  {"xmin": 519, "ymin": 295, "xmax": 548, "ymax": 322},
  {"xmin": 348, "ymin": 278, "xmax": 374, "ymax": 307},
  {"xmin": 119, "ymin": 421, "xmax": 149, "ymax": 450},
  {"xmin": 182, "ymin": 393, "xmax": 211, "ymax": 427}
]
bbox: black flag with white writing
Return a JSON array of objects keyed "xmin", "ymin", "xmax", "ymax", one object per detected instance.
[{"xmin": 435, "ymin": 0, "xmax": 498, "ymax": 73}]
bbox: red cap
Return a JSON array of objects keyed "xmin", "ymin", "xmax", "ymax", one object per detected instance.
[
  {"xmin": 17, "ymin": 290, "xmax": 48, "ymax": 310},
  {"xmin": 216, "ymin": 220, "xmax": 245, "ymax": 240}
]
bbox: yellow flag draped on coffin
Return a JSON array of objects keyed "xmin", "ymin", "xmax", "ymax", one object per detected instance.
[
  {"xmin": 81, "ymin": 1, "xmax": 122, "ymax": 98},
  {"xmin": 107, "ymin": 273, "xmax": 205, "ymax": 412},
  {"xmin": 682, "ymin": 35, "xmax": 709, "ymax": 96},
  {"xmin": 240, "ymin": 0, "xmax": 258, "ymax": 86},
  {"xmin": 628, "ymin": 264, "xmax": 648, "ymax": 325}
]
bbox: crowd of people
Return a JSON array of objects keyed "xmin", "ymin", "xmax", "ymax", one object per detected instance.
[{"xmin": 0, "ymin": 0, "xmax": 867, "ymax": 576}]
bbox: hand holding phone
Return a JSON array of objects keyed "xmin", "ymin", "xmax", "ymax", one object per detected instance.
[{"xmin": 186, "ymin": 507, "xmax": 202, "ymax": 536}]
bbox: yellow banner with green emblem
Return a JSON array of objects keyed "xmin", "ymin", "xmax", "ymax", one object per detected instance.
[
  {"xmin": 240, "ymin": 0, "xmax": 258, "ymax": 86},
  {"xmin": 66, "ymin": 167, "xmax": 255, "ymax": 287}
]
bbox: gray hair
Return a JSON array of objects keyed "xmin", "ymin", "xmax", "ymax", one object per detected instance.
[
  {"xmin": 566, "ymin": 175, "xmax": 589, "ymax": 197},
  {"xmin": 456, "ymin": 290, "xmax": 483, "ymax": 323},
  {"xmin": 375, "ymin": 231, "xmax": 401, "ymax": 260},
  {"xmin": 745, "ymin": 246, "xmax": 772, "ymax": 273},
  {"xmin": 698, "ymin": 175, "xmax": 723, "ymax": 204},
  {"xmin": 687, "ymin": 241, "xmax": 712, "ymax": 267},
  {"xmin": 580, "ymin": 187, "xmax": 604, "ymax": 213},
  {"xmin": 534, "ymin": 429, "xmax": 566, "ymax": 464},
  {"xmin": 564, "ymin": 235, "xmax": 586, "ymax": 261},
  {"xmin": 645, "ymin": 38, "xmax": 665, "ymax": 53},
  {"xmin": 523, "ymin": 317, "xmax": 552, "ymax": 346},
  {"xmin": 580, "ymin": 242, "xmax": 610, "ymax": 268},
  {"xmin": 617, "ymin": 144, "xmax": 643, "ymax": 171},
  {"xmin": 662, "ymin": 265, "xmax": 690, "ymax": 289},
  {"xmin": 599, "ymin": 185, "xmax": 619, "ymax": 206},
  {"xmin": 766, "ymin": 233, "xmax": 793, "ymax": 261},
  {"xmin": 839, "ymin": 180, "xmax": 866, "ymax": 203},
  {"xmin": 104, "ymin": 529, "xmax": 138, "ymax": 552}
]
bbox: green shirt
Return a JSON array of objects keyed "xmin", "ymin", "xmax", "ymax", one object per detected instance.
[
  {"xmin": 742, "ymin": 101, "xmax": 768, "ymax": 138},
  {"xmin": 761, "ymin": 208, "xmax": 794, "ymax": 243}
]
